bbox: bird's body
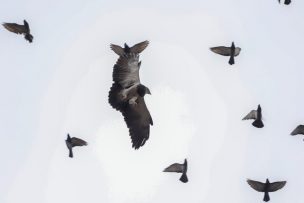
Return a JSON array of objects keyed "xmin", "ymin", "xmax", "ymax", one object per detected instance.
[
  {"xmin": 242, "ymin": 104, "xmax": 264, "ymax": 128},
  {"xmin": 163, "ymin": 159, "xmax": 188, "ymax": 183},
  {"xmin": 210, "ymin": 42, "xmax": 241, "ymax": 65},
  {"xmin": 65, "ymin": 134, "xmax": 87, "ymax": 158},
  {"xmin": 247, "ymin": 178, "xmax": 286, "ymax": 202},
  {"xmin": 2, "ymin": 20, "xmax": 33, "ymax": 43},
  {"xmin": 108, "ymin": 41, "xmax": 152, "ymax": 149}
]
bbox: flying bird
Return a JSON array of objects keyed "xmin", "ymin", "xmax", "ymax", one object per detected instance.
[
  {"xmin": 247, "ymin": 178, "xmax": 286, "ymax": 202},
  {"xmin": 291, "ymin": 125, "xmax": 304, "ymax": 137},
  {"xmin": 2, "ymin": 20, "xmax": 33, "ymax": 43},
  {"xmin": 278, "ymin": 0, "xmax": 291, "ymax": 5},
  {"xmin": 242, "ymin": 104, "xmax": 264, "ymax": 128},
  {"xmin": 210, "ymin": 42, "xmax": 241, "ymax": 65},
  {"xmin": 65, "ymin": 134, "xmax": 88, "ymax": 158},
  {"xmin": 108, "ymin": 41, "xmax": 153, "ymax": 149},
  {"xmin": 163, "ymin": 159, "xmax": 188, "ymax": 183}
]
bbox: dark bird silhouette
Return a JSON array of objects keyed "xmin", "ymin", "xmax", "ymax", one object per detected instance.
[
  {"xmin": 247, "ymin": 178, "xmax": 286, "ymax": 202},
  {"xmin": 242, "ymin": 104, "xmax": 264, "ymax": 128},
  {"xmin": 65, "ymin": 134, "xmax": 87, "ymax": 158},
  {"xmin": 2, "ymin": 20, "xmax": 33, "ymax": 42},
  {"xmin": 278, "ymin": 0, "xmax": 291, "ymax": 5},
  {"xmin": 210, "ymin": 42, "xmax": 241, "ymax": 65},
  {"xmin": 108, "ymin": 41, "xmax": 153, "ymax": 149},
  {"xmin": 291, "ymin": 125, "xmax": 304, "ymax": 137},
  {"xmin": 163, "ymin": 159, "xmax": 188, "ymax": 183}
]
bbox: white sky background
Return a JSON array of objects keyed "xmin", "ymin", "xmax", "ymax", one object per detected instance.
[{"xmin": 0, "ymin": 0, "xmax": 304, "ymax": 202}]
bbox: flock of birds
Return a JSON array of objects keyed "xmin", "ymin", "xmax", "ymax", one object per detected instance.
[{"xmin": 2, "ymin": 1, "xmax": 301, "ymax": 201}]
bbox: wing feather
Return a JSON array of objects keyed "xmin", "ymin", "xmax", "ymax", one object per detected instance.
[
  {"xmin": 71, "ymin": 137, "xmax": 88, "ymax": 147},
  {"xmin": 130, "ymin": 41, "xmax": 149, "ymax": 54},
  {"xmin": 247, "ymin": 179, "xmax": 266, "ymax": 192},
  {"xmin": 163, "ymin": 163, "xmax": 184, "ymax": 173},
  {"xmin": 210, "ymin": 46, "xmax": 241, "ymax": 56},
  {"xmin": 2, "ymin": 23, "xmax": 26, "ymax": 34},
  {"xmin": 268, "ymin": 181, "xmax": 286, "ymax": 192},
  {"xmin": 242, "ymin": 110, "xmax": 257, "ymax": 120},
  {"xmin": 291, "ymin": 125, "xmax": 304, "ymax": 135}
]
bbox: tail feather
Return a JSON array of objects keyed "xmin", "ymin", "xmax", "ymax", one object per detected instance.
[
  {"xmin": 263, "ymin": 192, "xmax": 270, "ymax": 202},
  {"xmin": 252, "ymin": 119, "xmax": 264, "ymax": 128},
  {"xmin": 179, "ymin": 173, "xmax": 188, "ymax": 183},
  {"xmin": 69, "ymin": 148, "xmax": 73, "ymax": 158},
  {"xmin": 229, "ymin": 55, "xmax": 235, "ymax": 65}
]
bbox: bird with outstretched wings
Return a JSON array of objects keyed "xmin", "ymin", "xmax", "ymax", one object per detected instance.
[
  {"xmin": 163, "ymin": 159, "xmax": 188, "ymax": 183},
  {"xmin": 2, "ymin": 20, "xmax": 33, "ymax": 43},
  {"xmin": 65, "ymin": 134, "xmax": 88, "ymax": 158}
]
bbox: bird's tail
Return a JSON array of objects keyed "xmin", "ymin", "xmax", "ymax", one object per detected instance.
[
  {"xmin": 179, "ymin": 172, "xmax": 188, "ymax": 183},
  {"xmin": 252, "ymin": 119, "xmax": 264, "ymax": 128},
  {"xmin": 24, "ymin": 34, "xmax": 33, "ymax": 43},
  {"xmin": 69, "ymin": 148, "xmax": 73, "ymax": 158},
  {"xmin": 229, "ymin": 55, "xmax": 235, "ymax": 65},
  {"xmin": 263, "ymin": 192, "xmax": 270, "ymax": 202}
]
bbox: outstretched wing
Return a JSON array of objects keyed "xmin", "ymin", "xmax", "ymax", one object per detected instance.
[
  {"xmin": 242, "ymin": 110, "xmax": 257, "ymax": 120},
  {"xmin": 122, "ymin": 96, "xmax": 153, "ymax": 149},
  {"xmin": 291, "ymin": 125, "xmax": 304, "ymax": 135},
  {"xmin": 130, "ymin": 41, "xmax": 149, "ymax": 54},
  {"xmin": 210, "ymin": 46, "xmax": 241, "ymax": 56},
  {"xmin": 112, "ymin": 53, "xmax": 140, "ymax": 88},
  {"xmin": 108, "ymin": 83, "xmax": 127, "ymax": 111},
  {"xmin": 163, "ymin": 163, "xmax": 184, "ymax": 173},
  {"xmin": 2, "ymin": 23, "xmax": 26, "ymax": 34},
  {"xmin": 23, "ymin": 20, "xmax": 30, "ymax": 33},
  {"xmin": 247, "ymin": 179, "xmax": 266, "ymax": 192},
  {"xmin": 268, "ymin": 181, "xmax": 286, "ymax": 192},
  {"xmin": 110, "ymin": 44, "xmax": 125, "ymax": 56},
  {"xmin": 71, "ymin": 137, "xmax": 88, "ymax": 147}
]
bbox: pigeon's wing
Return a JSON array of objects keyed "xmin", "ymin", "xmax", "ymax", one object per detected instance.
[
  {"xmin": 234, "ymin": 47, "xmax": 241, "ymax": 56},
  {"xmin": 130, "ymin": 41, "xmax": 149, "ymax": 54},
  {"xmin": 291, "ymin": 125, "xmax": 304, "ymax": 135},
  {"xmin": 242, "ymin": 110, "xmax": 257, "ymax": 120},
  {"xmin": 2, "ymin": 23, "xmax": 26, "ymax": 34},
  {"xmin": 268, "ymin": 181, "xmax": 286, "ymax": 192},
  {"xmin": 210, "ymin": 46, "xmax": 231, "ymax": 56},
  {"xmin": 110, "ymin": 44, "xmax": 125, "ymax": 56},
  {"xmin": 163, "ymin": 163, "xmax": 183, "ymax": 173},
  {"xmin": 71, "ymin": 137, "xmax": 88, "ymax": 147},
  {"xmin": 112, "ymin": 53, "xmax": 140, "ymax": 88},
  {"xmin": 23, "ymin": 20, "xmax": 30, "ymax": 33},
  {"xmin": 122, "ymin": 96, "xmax": 153, "ymax": 149},
  {"xmin": 247, "ymin": 179, "xmax": 266, "ymax": 192}
]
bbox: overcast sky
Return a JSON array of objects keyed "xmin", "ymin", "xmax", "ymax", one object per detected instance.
[{"xmin": 1, "ymin": 0, "xmax": 304, "ymax": 202}]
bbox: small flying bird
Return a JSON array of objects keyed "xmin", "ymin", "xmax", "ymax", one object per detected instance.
[
  {"xmin": 247, "ymin": 178, "xmax": 286, "ymax": 202},
  {"xmin": 109, "ymin": 41, "xmax": 153, "ymax": 149},
  {"xmin": 163, "ymin": 159, "xmax": 188, "ymax": 183},
  {"xmin": 210, "ymin": 42, "xmax": 241, "ymax": 65},
  {"xmin": 242, "ymin": 104, "xmax": 264, "ymax": 128},
  {"xmin": 65, "ymin": 134, "xmax": 88, "ymax": 158},
  {"xmin": 278, "ymin": 0, "xmax": 291, "ymax": 5},
  {"xmin": 110, "ymin": 40, "xmax": 149, "ymax": 56},
  {"xmin": 291, "ymin": 125, "xmax": 304, "ymax": 137},
  {"xmin": 2, "ymin": 20, "xmax": 33, "ymax": 43}
]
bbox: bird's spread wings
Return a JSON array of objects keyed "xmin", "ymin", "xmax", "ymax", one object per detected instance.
[
  {"xmin": 113, "ymin": 53, "xmax": 140, "ymax": 88},
  {"xmin": 247, "ymin": 179, "xmax": 266, "ymax": 192},
  {"xmin": 242, "ymin": 110, "xmax": 257, "ymax": 120},
  {"xmin": 122, "ymin": 96, "xmax": 153, "ymax": 149},
  {"xmin": 268, "ymin": 181, "xmax": 286, "ymax": 192},
  {"xmin": 2, "ymin": 23, "xmax": 26, "ymax": 34},
  {"xmin": 130, "ymin": 41, "xmax": 149, "ymax": 54},
  {"xmin": 291, "ymin": 125, "xmax": 304, "ymax": 135},
  {"xmin": 210, "ymin": 46, "xmax": 241, "ymax": 56},
  {"xmin": 71, "ymin": 137, "xmax": 88, "ymax": 147},
  {"xmin": 163, "ymin": 163, "xmax": 184, "ymax": 173}
]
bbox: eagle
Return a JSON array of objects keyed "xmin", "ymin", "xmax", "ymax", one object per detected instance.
[
  {"xmin": 2, "ymin": 20, "xmax": 33, "ymax": 43},
  {"xmin": 65, "ymin": 134, "xmax": 88, "ymax": 158},
  {"xmin": 108, "ymin": 41, "xmax": 153, "ymax": 150},
  {"xmin": 163, "ymin": 159, "xmax": 188, "ymax": 183},
  {"xmin": 210, "ymin": 42, "xmax": 241, "ymax": 65},
  {"xmin": 242, "ymin": 104, "xmax": 264, "ymax": 128},
  {"xmin": 247, "ymin": 178, "xmax": 286, "ymax": 202}
]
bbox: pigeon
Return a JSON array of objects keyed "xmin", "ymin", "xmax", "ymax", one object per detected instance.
[
  {"xmin": 65, "ymin": 134, "xmax": 88, "ymax": 158},
  {"xmin": 108, "ymin": 41, "xmax": 153, "ymax": 149},
  {"xmin": 291, "ymin": 125, "xmax": 304, "ymax": 137},
  {"xmin": 210, "ymin": 42, "xmax": 241, "ymax": 65},
  {"xmin": 278, "ymin": 0, "xmax": 291, "ymax": 5},
  {"xmin": 247, "ymin": 178, "xmax": 286, "ymax": 202},
  {"xmin": 242, "ymin": 104, "xmax": 264, "ymax": 128},
  {"xmin": 2, "ymin": 20, "xmax": 33, "ymax": 42},
  {"xmin": 163, "ymin": 159, "xmax": 188, "ymax": 183}
]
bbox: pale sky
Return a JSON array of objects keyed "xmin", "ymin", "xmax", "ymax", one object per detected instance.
[{"xmin": 0, "ymin": 0, "xmax": 304, "ymax": 202}]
